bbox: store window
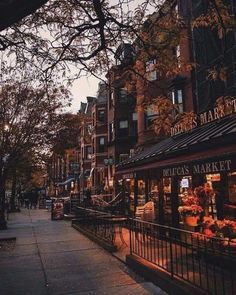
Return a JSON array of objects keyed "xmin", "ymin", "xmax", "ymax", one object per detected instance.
[
  {"xmin": 171, "ymin": 89, "xmax": 184, "ymax": 114},
  {"xmin": 228, "ymin": 172, "xmax": 236, "ymax": 204},
  {"xmin": 124, "ymin": 178, "xmax": 135, "ymax": 214},
  {"xmin": 146, "ymin": 59, "xmax": 157, "ymax": 81},
  {"xmin": 137, "ymin": 179, "xmax": 146, "ymax": 206},
  {"xmin": 149, "ymin": 179, "xmax": 158, "ymax": 203},
  {"xmin": 163, "ymin": 178, "xmax": 172, "ymax": 225}
]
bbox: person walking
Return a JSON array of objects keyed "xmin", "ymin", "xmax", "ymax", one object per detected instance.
[
  {"xmin": 31, "ymin": 189, "xmax": 38, "ymax": 209},
  {"xmin": 24, "ymin": 191, "xmax": 30, "ymax": 209}
]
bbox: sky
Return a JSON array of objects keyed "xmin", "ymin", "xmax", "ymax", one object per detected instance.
[
  {"xmin": 69, "ymin": 75, "xmax": 100, "ymax": 113},
  {"xmin": 67, "ymin": 0, "xmax": 153, "ymax": 114}
]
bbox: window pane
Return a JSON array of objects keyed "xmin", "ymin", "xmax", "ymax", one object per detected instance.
[
  {"xmin": 132, "ymin": 113, "xmax": 137, "ymax": 121},
  {"xmin": 178, "ymin": 103, "xmax": 184, "ymax": 114},
  {"xmin": 98, "ymin": 110, "xmax": 105, "ymax": 121},
  {"xmin": 119, "ymin": 120, "xmax": 128, "ymax": 129},
  {"xmin": 177, "ymin": 90, "xmax": 183, "ymax": 103},
  {"xmin": 171, "ymin": 91, "xmax": 175, "ymax": 104},
  {"xmin": 99, "ymin": 137, "xmax": 105, "ymax": 145},
  {"xmin": 119, "ymin": 88, "xmax": 128, "ymax": 101}
]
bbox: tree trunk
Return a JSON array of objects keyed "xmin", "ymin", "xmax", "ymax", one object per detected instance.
[
  {"xmin": 0, "ymin": 171, "xmax": 7, "ymax": 229},
  {"xmin": 10, "ymin": 172, "xmax": 18, "ymax": 212}
]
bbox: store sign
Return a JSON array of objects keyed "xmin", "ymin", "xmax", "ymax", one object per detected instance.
[
  {"xmin": 192, "ymin": 159, "xmax": 232, "ymax": 174},
  {"xmin": 162, "ymin": 159, "xmax": 232, "ymax": 177},
  {"xmin": 171, "ymin": 98, "xmax": 236, "ymax": 136},
  {"xmin": 122, "ymin": 173, "xmax": 136, "ymax": 179},
  {"xmin": 51, "ymin": 199, "xmax": 64, "ymax": 220},
  {"xmin": 163, "ymin": 165, "xmax": 189, "ymax": 177}
]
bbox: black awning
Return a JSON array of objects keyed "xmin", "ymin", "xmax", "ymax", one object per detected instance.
[{"xmin": 117, "ymin": 114, "xmax": 236, "ymax": 170}]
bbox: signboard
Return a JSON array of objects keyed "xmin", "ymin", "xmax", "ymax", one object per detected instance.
[
  {"xmin": 171, "ymin": 98, "xmax": 236, "ymax": 136},
  {"xmin": 51, "ymin": 199, "xmax": 64, "ymax": 220},
  {"xmin": 181, "ymin": 178, "xmax": 189, "ymax": 188},
  {"xmin": 122, "ymin": 173, "xmax": 136, "ymax": 179},
  {"xmin": 162, "ymin": 159, "xmax": 233, "ymax": 177}
]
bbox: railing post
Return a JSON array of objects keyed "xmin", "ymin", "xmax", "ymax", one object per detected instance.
[
  {"xmin": 169, "ymin": 228, "xmax": 174, "ymax": 279},
  {"xmin": 129, "ymin": 218, "xmax": 132, "ymax": 255}
]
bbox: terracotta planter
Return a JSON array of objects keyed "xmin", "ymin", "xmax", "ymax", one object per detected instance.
[{"xmin": 184, "ymin": 215, "xmax": 199, "ymax": 226}]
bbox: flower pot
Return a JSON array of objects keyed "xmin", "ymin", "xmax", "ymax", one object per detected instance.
[{"xmin": 184, "ymin": 215, "xmax": 199, "ymax": 226}]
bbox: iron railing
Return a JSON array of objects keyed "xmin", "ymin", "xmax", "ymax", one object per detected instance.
[
  {"xmin": 129, "ymin": 219, "xmax": 236, "ymax": 295},
  {"xmin": 73, "ymin": 206, "xmax": 127, "ymax": 249}
]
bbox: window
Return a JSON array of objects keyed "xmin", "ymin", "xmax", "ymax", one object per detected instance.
[
  {"xmin": 119, "ymin": 120, "xmax": 128, "ymax": 129},
  {"xmin": 110, "ymin": 91, "xmax": 115, "ymax": 108},
  {"xmin": 99, "ymin": 137, "xmax": 105, "ymax": 145},
  {"xmin": 98, "ymin": 110, "xmax": 105, "ymax": 122},
  {"xmin": 109, "ymin": 122, "xmax": 115, "ymax": 141},
  {"xmin": 118, "ymin": 88, "xmax": 128, "ymax": 102},
  {"xmin": 146, "ymin": 59, "xmax": 157, "ymax": 81},
  {"xmin": 171, "ymin": 89, "xmax": 184, "ymax": 113},
  {"xmin": 86, "ymin": 146, "xmax": 92, "ymax": 160},
  {"xmin": 145, "ymin": 107, "xmax": 158, "ymax": 128},
  {"xmin": 87, "ymin": 124, "xmax": 93, "ymax": 135},
  {"xmin": 98, "ymin": 137, "xmax": 105, "ymax": 153},
  {"xmin": 176, "ymin": 45, "xmax": 181, "ymax": 68},
  {"xmin": 118, "ymin": 120, "xmax": 128, "ymax": 137},
  {"xmin": 132, "ymin": 113, "xmax": 137, "ymax": 121}
]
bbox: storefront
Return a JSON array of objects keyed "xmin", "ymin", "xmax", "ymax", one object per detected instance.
[{"xmin": 116, "ymin": 113, "xmax": 236, "ymax": 229}]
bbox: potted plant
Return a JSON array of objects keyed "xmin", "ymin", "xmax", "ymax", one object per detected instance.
[{"xmin": 178, "ymin": 205, "xmax": 203, "ymax": 226}]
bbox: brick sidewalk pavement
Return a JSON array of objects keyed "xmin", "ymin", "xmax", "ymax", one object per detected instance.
[{"xmin": 0, "ymin": 209, "xmax": 167, "ymax": 295}]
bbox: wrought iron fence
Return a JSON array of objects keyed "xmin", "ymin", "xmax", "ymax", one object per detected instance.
[
  {"xmin": 129, "ymin": 219, "xmax": 236, "ymax": 295},
  {"xmin": 73, "ymin": 206, "xmax": 127, "ymax": 249}
]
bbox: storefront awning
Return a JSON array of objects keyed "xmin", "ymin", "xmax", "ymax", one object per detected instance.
[{"xmin": 116, "ymin": 114, "xmax": 236, "ymax": 174}]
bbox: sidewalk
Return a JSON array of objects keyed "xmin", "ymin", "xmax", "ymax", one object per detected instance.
[{"xmin": 0, "ymin": 209, "xmax": 167, "ymax": 295}]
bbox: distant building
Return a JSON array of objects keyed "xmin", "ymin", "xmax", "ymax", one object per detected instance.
[
  {"xmin": 107, "ymin": 43, "xmax": 138, "ymax": 195},
  {"xmin": 79, "ymin": 96, "xmax": 96, "ymax": 196},
  {"xmin": 90, "ymin": 82, "xmax": 109, "ymax": 194}
]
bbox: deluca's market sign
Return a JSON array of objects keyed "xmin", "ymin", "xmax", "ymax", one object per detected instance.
[
  {"xmin": 171, "ymin": 98, "xmax": 236, "ymax": 136},
  {"xmin": 162, "ymin": 159, "xmax": 232, "ymax": 177}
]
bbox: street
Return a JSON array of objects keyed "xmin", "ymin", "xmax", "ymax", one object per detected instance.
[{"xmin": 0, "ymin": 209, "xmax": 166, "ymax": 295}]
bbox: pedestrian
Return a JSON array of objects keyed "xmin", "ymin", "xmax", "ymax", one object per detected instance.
[
  {"xmin": 5, "ymin": 200, "xmax": 10, "ymax": 220},
  {"xmin": 31, "ymin": 189, "xmax": 38, "ymax": 209},
  {"xmin": 20, "ymin": 193, "xmax": 24, "ymax": 208},
  {"xmin": 24, "ymin": 191, "xmax": 30, "ymax": 209}
]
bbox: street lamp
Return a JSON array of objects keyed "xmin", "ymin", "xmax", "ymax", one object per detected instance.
[{"xmin": 4, "ymin": 124, "xmax": 10, "ymax": 132}]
